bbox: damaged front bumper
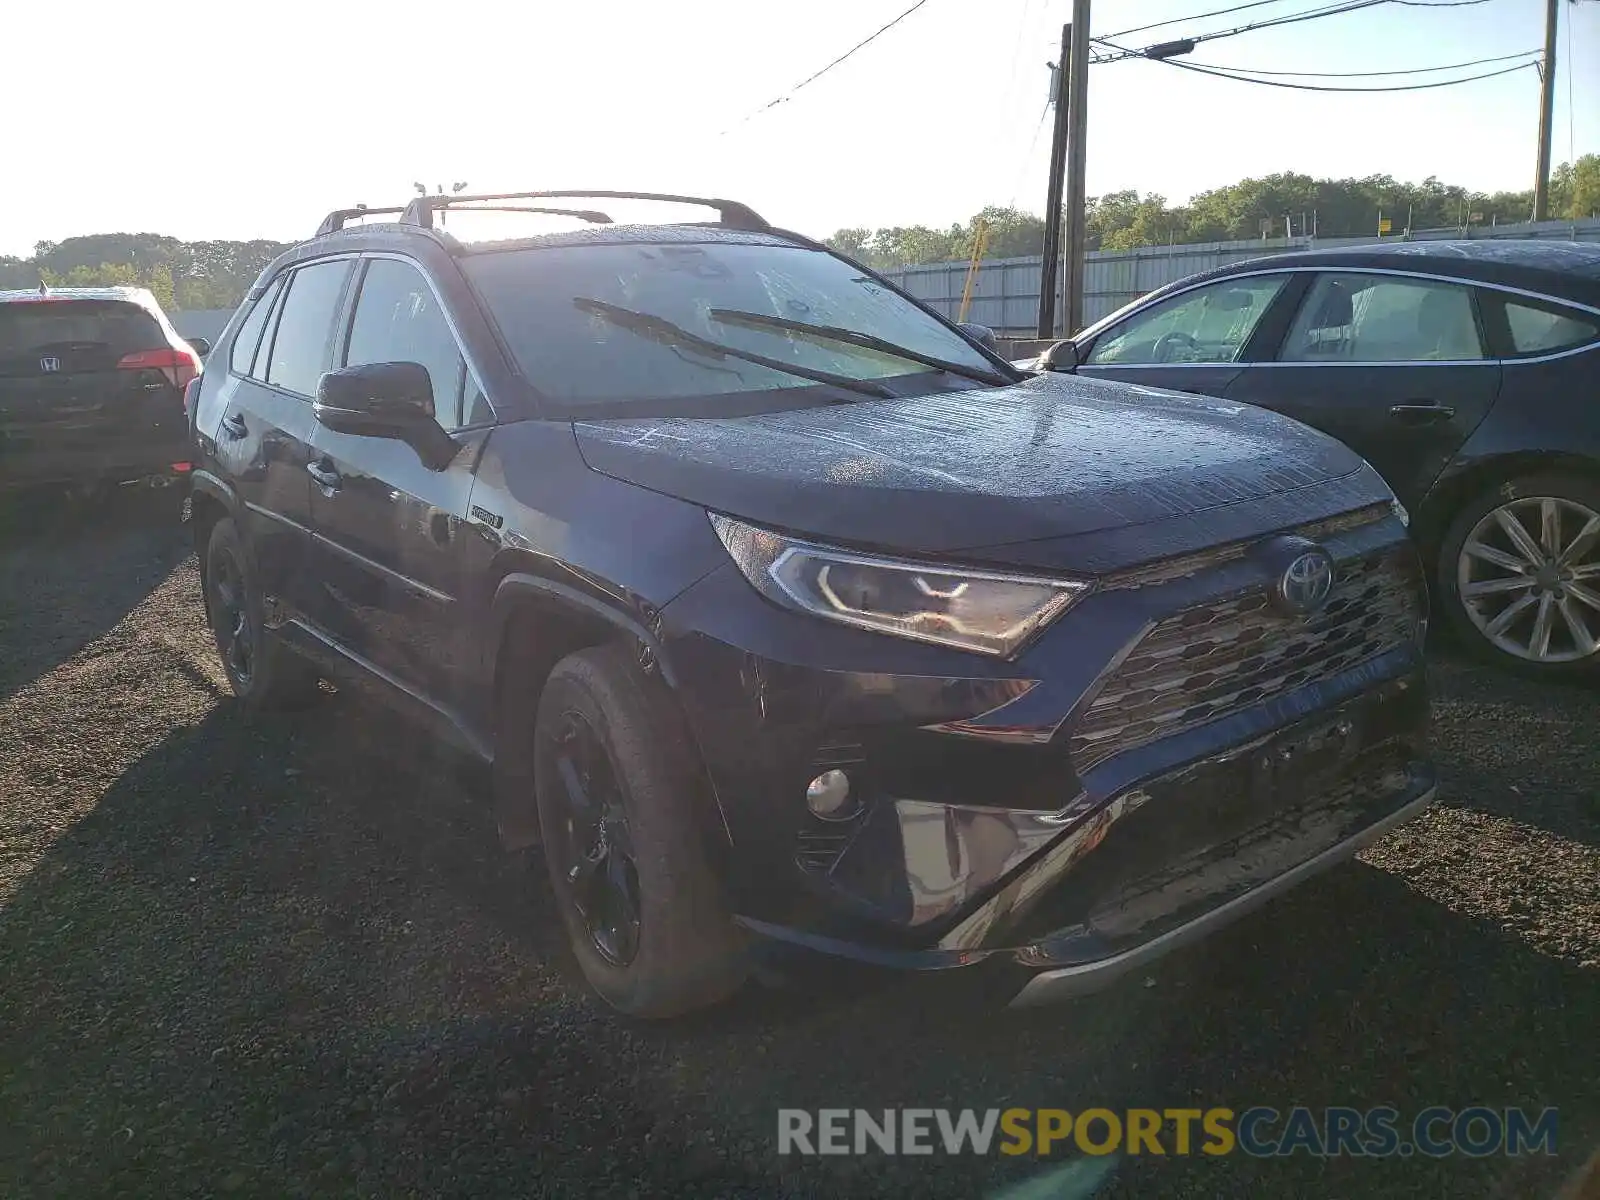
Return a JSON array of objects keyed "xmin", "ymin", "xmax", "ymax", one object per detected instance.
[{"xmin": 731, "ymin": 673, "xmax": 1434, "ymax": 1004}]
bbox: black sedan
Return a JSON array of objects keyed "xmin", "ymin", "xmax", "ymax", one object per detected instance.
[{"xmin": 1034, "ymin": 240, "xmax": 1600, "ymax": 678}]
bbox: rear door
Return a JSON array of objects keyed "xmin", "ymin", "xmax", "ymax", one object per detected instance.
[
  {"xmin": 303, "ymin": 255, "xmax": 490, "ymax": 708},
  {"xmin": 1223, "ymin": 270, "xmax": 1502, "ymax": 508},
  {"xmin": 210, "ymin": 260, "xmax": 353, "ymax": 617},
  {"xmin": 0, "ymin": 297, "xmax": 193, "ymax": 488},
  {"xmin": 1076, "ymin": 273, "xmax": 1302, "ymax": 398}
]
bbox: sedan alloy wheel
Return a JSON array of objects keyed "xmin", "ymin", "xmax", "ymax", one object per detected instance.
[{"xmin": 1456, "ymin": 495, "xmax": 1600, "ymax": 663}]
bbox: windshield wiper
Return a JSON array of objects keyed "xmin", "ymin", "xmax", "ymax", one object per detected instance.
[
  {"xmin": 707, "ymin": 308, "xmax": 1013, "ymax": 387},
  {"xmin": 572, "ymin": 298, "xmax": 893, "ymax": 400}
]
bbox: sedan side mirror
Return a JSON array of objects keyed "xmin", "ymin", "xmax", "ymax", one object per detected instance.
[
  {"xmin": 314, "ymin": 361, "xmax": 458, "ymax": 470},
  {"xmin": 958, "ymin": 322, "xmax": 998, "ymax": 352},
  {"xmin": 1038, "ymin": 339, "xmax": 1081, "ymax": 372},
  {"xmin": 187, "ymin": 336, "xmax": 212, "ymax": 359}
]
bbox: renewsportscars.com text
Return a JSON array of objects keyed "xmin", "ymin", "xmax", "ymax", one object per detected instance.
[{"xmin": 777, "ymin": 1106, "xmax": 1559, "ymax": 1158}]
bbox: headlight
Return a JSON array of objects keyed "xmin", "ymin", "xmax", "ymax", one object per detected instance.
[
  {"xmin": 710, "ymin": 514, "xmax": 1091, "ymax": 657},
  {"xmin": 1391, "ymin": 498, "xmax": 1410, "ymax": 528}
]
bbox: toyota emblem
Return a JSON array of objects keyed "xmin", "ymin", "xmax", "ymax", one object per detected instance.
[{"xmin": 1278, "ymin": 549, "xmax": 1335, "ymax": 615}]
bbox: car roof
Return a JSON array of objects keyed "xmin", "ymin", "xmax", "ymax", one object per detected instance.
[
  {"xmin": 0, "ymin": 286, "xmax": 158, "ymax": 306},
  {"xmin": 1186, "ymin": 239, "xmax": 1600, "ymax": 307},
  {"xmin": 308, "ymin": 219, "xmax": 802, "ymax": 255}
]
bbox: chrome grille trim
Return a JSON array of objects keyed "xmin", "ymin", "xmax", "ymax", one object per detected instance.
[
  {"xmin": 1101, "ymin": 502, "xmax": 1392, "ymax": 592},
  {"xmin": 1070, "ymin": 548, "xmax": 1420, "ymax": 773}
]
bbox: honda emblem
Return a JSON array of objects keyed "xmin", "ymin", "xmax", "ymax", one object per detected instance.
[{"xmin": 39, "ymin": 356, "xmax": 61, "ymax": 373}]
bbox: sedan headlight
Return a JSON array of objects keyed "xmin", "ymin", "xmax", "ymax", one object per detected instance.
[
  {"xmin": 710, "ymin": 513, "xmax": 1091, "ymax": 657},
  {"xmin": 1391, "ymin": 498, "xmax": 1410, "ymax": 528}
]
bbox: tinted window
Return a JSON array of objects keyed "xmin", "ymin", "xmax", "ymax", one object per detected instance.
[
  {"xmin": 1282, "ymin": 274, "xmax": 1483, "ymax": 362},
  {"xmin": 0, "ymin": 300, "xmax": 163, "ymax": 377},
  {"xmin": 463, "ymin": 241, "xmax": 997, "ymax": 412},
  {"xmin": 1501, "ymin": 298, "xmax": 1600, "ymax": 356},
  {"xmin": 1084, "ymin": 276, "xmax": 1287, "ymax": 365},
  {"xmin": 229, "ymin": 277, "xmax": 285, "ymax": 376},
  {"xmin": 264, "ymin": 261, "xmax": 351, "ymax": 395},
  {"xmin": 344, "ymin": 258, "xmax": 466, "ymax": 429}
]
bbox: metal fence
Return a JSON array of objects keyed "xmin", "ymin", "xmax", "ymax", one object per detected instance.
[{"xmin": 881, "ymin": 219, "xmax": 1600, "ymax": 336}]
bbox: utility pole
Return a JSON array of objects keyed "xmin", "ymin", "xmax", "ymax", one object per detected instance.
[
  {"xmin": 1061, "ymin": 0, "xmax": 1092, "ymax": 338},
  {"xmin": 1036, "ymin": 23, "xmax": 1073, "ymax": 338},
  {"xmin": 1533, "ymin": 0, "xmax": 1559, "ymax": 221}
]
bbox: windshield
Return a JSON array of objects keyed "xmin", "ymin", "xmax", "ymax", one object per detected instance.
[{"xmin": 463, "ymin": 240, "xmax": 999, "ymax": 411}]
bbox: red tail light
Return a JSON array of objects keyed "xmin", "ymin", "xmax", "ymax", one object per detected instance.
[{"xmin": 118, "ymin": 346, "xmax": 201, "ymax": 390}]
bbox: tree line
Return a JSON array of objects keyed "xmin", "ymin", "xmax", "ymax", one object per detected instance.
[
  {"xmin": 0, "ymin": 234, "xmax": 289, "ymax": 312},
  {"xmin": 825, "ymin": 159, "xmax": 1600, "ymax": 270},
  {"xmin": 3, "ymin": 160, "xmax": 1595, "ymax": 307}
]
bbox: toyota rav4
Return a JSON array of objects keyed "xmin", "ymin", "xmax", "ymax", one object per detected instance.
[{"xmin": 185, "ymin": 190, "xmax": 1436, "ymax": 1017}]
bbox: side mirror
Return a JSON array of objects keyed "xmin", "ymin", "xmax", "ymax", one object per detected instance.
[
  {"xmin": 314, "ymin": 361, "xmax": 458, "ymax": 470},
  {"xmin": 1038, "ymin": 339, "xmax": 1081, "ymax": 372},
  {"xmin": 187, "ymin": 337, "xmax": 212, "ymax": 359},
  {"xmin": 958, "ymin": 322, "xmax": 998, "ymax": 352}
]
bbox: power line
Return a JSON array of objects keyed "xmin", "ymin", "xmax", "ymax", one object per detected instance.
[
  {"xmin": 720, "ymin": 0, "xmax": 935, "ymax": 134},
  {"xmin": 1389, "ymin": 0, "xmax": 1494, "ymax": 7},
  {"xmin": 1094, "ymin": 37, "xmax": 1541, "ymax": 90},
  {"xmin": 1098, "ymin": 0, "xmax": 1294, "ymax": 40},
  {"xmin": 1091, "ymin": 0, "xmax": 1390, "ymax": 62},
  {"xmin": 1181, "ymin": 47, "xmax": 1541, "ymax": 76}
]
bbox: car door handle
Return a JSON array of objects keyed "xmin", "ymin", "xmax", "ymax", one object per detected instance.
[
  {"xmin": 221, "ymin": 413, "xmax": 248, "ymax": 438},
  {"xmin": 306, "ymin": 460, "xmax": 342, "ymax": 492},
  {"xmin": 1389, "ymin": 403, "xmax": 1455, "ymax": 423}
]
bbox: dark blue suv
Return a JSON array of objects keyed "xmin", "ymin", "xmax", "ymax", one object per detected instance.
[{"xmin": 186, "ymin": 191, "xmax": 1436, "ymax": 1017}]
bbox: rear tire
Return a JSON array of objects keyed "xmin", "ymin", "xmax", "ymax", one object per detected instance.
[
  {"xmin": 532, "ymin": 644, "xmax": 745, "ymax": 1018},
  {"xmin": 203, "ymin": 517, "xmax": 321, "ymax": 708},
  {"xmin": 1435, "ymin": 472, "xmax": 1600, "ymax": 679}
]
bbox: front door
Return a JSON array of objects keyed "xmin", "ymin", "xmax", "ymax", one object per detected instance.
[
  {"xmin": 1223, "ymin": 271, "xmax": 1503, "ymax": 509},
  {"xmin": 304, "ymin": 256, "xmax": 490, "ymax": 709}
]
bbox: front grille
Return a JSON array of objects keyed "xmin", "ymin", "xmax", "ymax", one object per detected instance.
[
  {"xmin": 1069, "ymin": 548, "xmax": 1420, "ymax": 772},
  {"xmin": 1101, "ymin": 502, "xmax": 1391, "ymax": 591}
]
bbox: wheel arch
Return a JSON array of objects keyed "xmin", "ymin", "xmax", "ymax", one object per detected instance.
[
  {"xmin": 487, "ymin": 570, "xmax": 727, "ymax": 855},
  {"xmin": 1417, "ymin": 451, "xmax": 1600, "ymax": 554},
  {"xmin": 187, "ymin": 471, "xmax": 239, "ymax": 611}
]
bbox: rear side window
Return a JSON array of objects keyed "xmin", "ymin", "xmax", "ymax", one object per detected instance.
[
  {"xmin": 1500, "ymin": 297, "xmax": 1600, "ymax": 356},
  {"xmin": 342, "ymin": 258, "xmax": 468, "ymax": 429},
  {"xmin": 229, "ymin": 277, "xmax": 285, "ymax": 377},
  {"xmin": 0, "ymin": 300, "xmax": 164, "ymax": 377},
  {"xmin": 264, "ymin": 261, "xmax": 352, "ymax": 396},
  {"xmin": 1281, "ymin": 274, "xmax": 1484, "ymax": 362}
]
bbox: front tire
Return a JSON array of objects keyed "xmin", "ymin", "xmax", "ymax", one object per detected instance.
[
  {"xmin": 203, "ymin": 517, "xmax": 320, "ymax": 708},
  {"xmin": 1436, "ymin": 472, "xmax": 1600, "ymax": 678},
  {"xmin": 532, "ymin": 644, "xmax": 745, "ymax": 1018}
]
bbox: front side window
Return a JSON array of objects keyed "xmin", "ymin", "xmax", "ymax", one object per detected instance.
[
  {"xmin": 264, "ymin": 260, "xmax": 352, "ymax": 396},
  {"xmin": 463, "ymin": 240, "xmax": 999, "ymax": 413},
  {"xmin": 1084, "ymin": 276, "xmax": 1288, "ymax": 366},
  {"xmin": 1281, "ymin": 273, "xmax": 1484, "ymax": 363},
  {"xmin": 1500, "ymin": 297, "xmax": 1600, "ymax": 356},
  {"xmin": 344, "ymin": 258, "xmax": 468, "ymax": 429},
  {"xmin": 229, "ymin": 277, "xmax": 285, "ymax": 377}
]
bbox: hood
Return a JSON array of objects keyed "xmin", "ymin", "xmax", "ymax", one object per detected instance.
[{"xmin": 573, "ymin": 374, "xmax": 1371, "ymax": 559}]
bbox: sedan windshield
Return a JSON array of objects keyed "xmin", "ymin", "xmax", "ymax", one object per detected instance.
[{"xmin": 463, "ymin": 240, "xmax": 1004, "ymax": 412}]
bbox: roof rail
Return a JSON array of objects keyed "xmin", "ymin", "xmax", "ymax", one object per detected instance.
[
  {"xmin": 398, "ymin": 190, "xmax": 771, "ymax": 233},
  {"xmin": 315, "ymin": 205, "xmax": 409, "ymax": 237}
]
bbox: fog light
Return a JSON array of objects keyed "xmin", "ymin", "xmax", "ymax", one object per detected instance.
[{"xmin": 806, "ymin": 769, "xmax": 853, "ymax": 819}]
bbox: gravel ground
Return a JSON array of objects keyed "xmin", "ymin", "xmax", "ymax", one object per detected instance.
[{"xmin": 0, "ymin": 508, "xmax": 1596, "ymax": 1199}]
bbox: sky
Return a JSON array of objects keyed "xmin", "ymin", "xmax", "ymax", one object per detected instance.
[{"xmin": 1, "ymin": 0, "xmax": 1596, "ymax": 257}]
